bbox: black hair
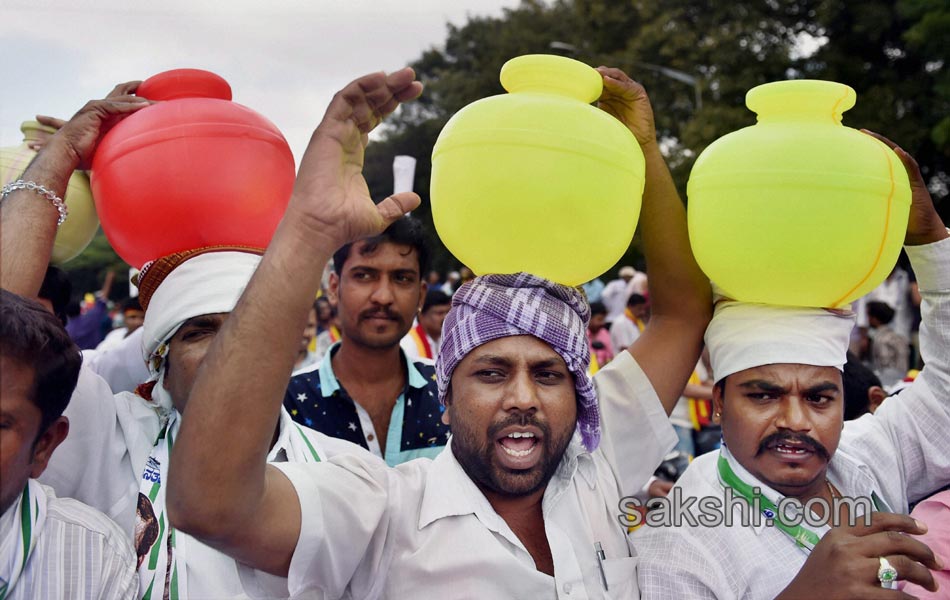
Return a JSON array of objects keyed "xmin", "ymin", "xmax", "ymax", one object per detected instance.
[
  {"xmin": 38, "ymin": 265, "xmax": 72, "ymax": 326},
  {"xmin": 626, "ymin": 293, "xmax": 647, "ymax": 308},
  {"xmin": 842, "ymin": 351, "xmax": 882, "ymax": 420},
  {"xmin": 332, "ymin": 217, "xmax": 430, "ymax": 277},
  {"xmin": 866, "ymin": 301, "xmax": 895, "ymax": 326},
  {"xmin": 0, "ymin": 289, "xmax": 82, "ymax": 436},
  {"xmin": 422, "ymin": 290, "xmax": 451, "ymax": 313},
  {"xmin": 121, "ymin": 296, "xmax": 143, "ymax": 313},
  {"xmin": 65, "ymin": 300, "xmax": 81, "ymax": 319},
  {"xmin": 589, "ymin": 301, "xmax": 608, "ymax": 317}
]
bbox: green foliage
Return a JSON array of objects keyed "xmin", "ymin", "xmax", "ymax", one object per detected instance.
[{"xmin": 61, "ymin": 230, "xmax": 131, "ymax": 300}]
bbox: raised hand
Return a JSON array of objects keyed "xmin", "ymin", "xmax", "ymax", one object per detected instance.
[
  {"xmin": 47, "ymin": 81, "xmax": 147, "ymax": 170},
  {"xmin": 776, "ymin": 512, "xmax": 941, "ymax": 599},
  {"xmin": 595, "ymin": 66, "xmax": 657, "ymax": 148},
  {"xmin": 861, "ymin": 130, "xmax": 947, "ymax": 247},
  {"xmin": 288, "ymin": 68, "xmax": 423, "ymax": 251}
]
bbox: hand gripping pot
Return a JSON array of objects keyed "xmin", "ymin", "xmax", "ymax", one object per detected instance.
[
  {"xmin": 430, "ymin": 54, "xmax": 645, "ymax": 286},
  {"xmin": 0, "ymin": 121, "xmax": 99, "ymax": 263},
  {"xmin": 687, "ymin": 80, "xmax": 911, "ymax": 308},
  {"xmin": 91, "ymin": 69, "xmax": 296, "ymax": 268}
]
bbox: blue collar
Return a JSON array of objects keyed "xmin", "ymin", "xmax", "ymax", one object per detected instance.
[{"xmin": 318, "ymin": 342, "xmax": 430, "ymax": 395}]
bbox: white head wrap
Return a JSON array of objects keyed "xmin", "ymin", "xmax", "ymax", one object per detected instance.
[
  {"xmin": 141, "ymin": 251, "xmax": 261, "ymax": 377},
  {"xmin": 704, "ymin": 299, "xmax": 856, "ymax": 382}
]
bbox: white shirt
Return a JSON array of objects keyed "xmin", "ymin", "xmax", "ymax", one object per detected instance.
[
  {"xmin": 82, "ymin": 326, "xmax": 149, "ymax": 394},
  {"xmin": 610, "ymin": 315, "xmax": 642, "ymax": 353},
  {"xmin": 40, "ymin": 368, "xmax": 362, "ymax": 600},
  {"xmin": 95, "ymin": 326, "xmax": 129, "ymax": 352},
  {"xmin": 274, "ymin": 351, "xmax": 677, "ymax": 599},
  {"xmin": 0, "ymin": 483, "xmax": 137, "ymax": 600},
  {"xmin": 633, "ymin": 237, "xmax": 950, "ymax": 600},
  {"xmin": 601, "ymin": 279, "xmax": 631, "ymax": 323}
]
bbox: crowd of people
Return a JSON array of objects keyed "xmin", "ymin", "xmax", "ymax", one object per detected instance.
[{"xmin": 1, "ymin": 63, "xmax": 948, "ymax": 600}]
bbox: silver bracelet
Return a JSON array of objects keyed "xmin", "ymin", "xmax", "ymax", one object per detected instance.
[{"xmin": 0, "ymin": 180, "xmax": 68, "ymax": 226}]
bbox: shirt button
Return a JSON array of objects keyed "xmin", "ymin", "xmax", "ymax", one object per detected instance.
[
  {"xmin": 563, "ymin": 582, "xmax": 572, "ymax": 594},
  {"xmin": 367, "ymin": 434, "xmax": 375, "ymax": 442}
]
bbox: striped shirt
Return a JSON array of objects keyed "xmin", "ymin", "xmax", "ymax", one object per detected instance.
[{"xmin": 0, "ymin": 483, "xmax": 137, "ymax": 600}]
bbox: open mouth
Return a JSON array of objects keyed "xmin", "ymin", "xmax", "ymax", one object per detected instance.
[
  {"xmin": 499, "ymin": 431, "xmax": 538, "ymax": 457},
  {"xmin": 773, "ymin": 444, "xmax": 811, "ymax": 456},
  {"xmin": 494, "ymin": 427, "xmax": 543, "ymax": 469}
]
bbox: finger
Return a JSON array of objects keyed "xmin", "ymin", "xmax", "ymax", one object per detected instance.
[
  {"xmin": 385, "ymin": 67, "xmax": 421, "ymax": 100},
  {"xmin": 860, "ymin": 531, "xmax": 941, "ymax": 570},
  {"xmin": 106, "ymin": 80, "xmax": 142, "ymax": 98},
  {"xmin": 846, "ymin": 512, "xmax": 927, "ymax": 537},
  {"xmin": 596, "ymin": 66, "xmax": 633, "ymax": 82},
  {"xmin": 393, "ymin": 80, "xmax": 424, "ymax": 103},
  {"xmin": 860, "ymin": 591, "xmax": 926, "ymax": 600},
  {"xmin": 881, "ymin": 555, "xmax": 938, "ymax": 592},
  {"xmin": 860, "ymin": 129, "xmax": 925, "ymax": 186},
  {"xmin": 35, "ymin": 114, "xmax": 67, "ymax": 130},
  {"xmin": 376, "ymin": 192, "xmax": 420, "ymax": 224}
]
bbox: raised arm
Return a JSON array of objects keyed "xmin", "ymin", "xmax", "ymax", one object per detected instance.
[
  {"xmin": 166, "ymin": 69, "xmax": 423, "ymax": 575},
  {"xmin": 0, "ymin": 83, "xmax": 145, "ymax": 297},
  {"xmin": 594, "ymin": 67, "xmax": 712, "ymax": 414}
]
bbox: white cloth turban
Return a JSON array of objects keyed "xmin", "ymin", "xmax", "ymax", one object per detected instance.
[
  {"xmin": 704, "ymin": 299, "xmax": 856, "ymax": 382},
  {"xmin": 140, "ymin": 250, "xmax": 261, "ymax": 377}
]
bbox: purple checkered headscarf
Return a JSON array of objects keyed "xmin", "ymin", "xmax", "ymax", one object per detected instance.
[{"xmin": 436, "ymin": 272, "xmax": 601, "ymax": 451}]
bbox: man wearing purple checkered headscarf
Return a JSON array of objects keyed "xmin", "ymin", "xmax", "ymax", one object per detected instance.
[
  {"xmin": 436, "ymin": 272, "xmax": 601, "ymax": 451},
  {"xmin": 166, "ymin": 66, "xmax": 714, "ymax": 599}
]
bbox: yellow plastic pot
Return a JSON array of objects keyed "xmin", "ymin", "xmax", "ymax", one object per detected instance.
[
  {"xmin": 0, "ymin": 121, "xmax": 99, "ymax": 264},
  {"xmin": 687, "ymin": 80, "xmax": 911, "ymax": 308},
  {"xmin": 431, "ymin": 54, "xmax": 645, "ymax": 286}
]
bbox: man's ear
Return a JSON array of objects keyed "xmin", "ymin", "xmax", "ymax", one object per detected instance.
[
  {"xmin": 328, "ymin": 272, "xmax": 340, "ymax": 305},
  {"xmin": 867, "ymin": 386, "xmax": 888, "ymax": 414},
  {"xmin": 441, "ymin": 388, "xmax": 452, "ymax": 425},
  {"xmin": 418, "ymin": 280, "xmax": 428, "ymax": 314},
  {"xmin": 29, "ymin": 416, "xmax": 69, "ymax": 478},
  {"xmin": 712, "ymin": 382, "xmax": 725, "ymax": 424}
]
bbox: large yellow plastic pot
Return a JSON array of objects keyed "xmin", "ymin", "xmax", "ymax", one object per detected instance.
[
  {"xmin": 431, "ymin": 54, "xmax": 645, "ymax": 286},
  {"xmin": 0, "ymin": 121, "xmax": 99, "ymax": 264},
  {"xmin": 687, "ymin": 80, "xmax": 911, "ymax": 308}
]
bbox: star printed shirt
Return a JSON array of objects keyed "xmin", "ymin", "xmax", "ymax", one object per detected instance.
[{"xmin": 284, "ymin": 343, "xmax": 449, "ymax": 466}]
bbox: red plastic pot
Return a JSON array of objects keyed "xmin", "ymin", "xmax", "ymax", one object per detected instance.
[{"xmin": 91, "ymin": 69, "xmax": 295, "ymax": 268}]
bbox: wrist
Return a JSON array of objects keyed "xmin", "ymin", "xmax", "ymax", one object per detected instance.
[
  {"xmin": 905, "ymin": 224, "xmax": 950, "ymax": 247},
  {"xmin": 274, "ymin": 205, "xmax": 343, "ymax": 258},
  {"xmin": 21, "ymin": 140, "xmax": 79, "ymax": 190}
]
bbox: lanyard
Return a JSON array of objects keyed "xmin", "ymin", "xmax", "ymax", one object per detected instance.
[
  {"xmin": 0, "ymin": 483, "xmax": 45, "ymax": 600},
  {"xmin": 717, "ymin": 453, "xmax": 822, "ymax": 550},
  {"xmin": 717, "ymin": 452, "xmax": 889, "ymax": 552}
]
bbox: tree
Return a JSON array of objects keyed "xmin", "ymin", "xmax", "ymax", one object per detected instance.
[{"xmin": 366, "ymin": 0, "xmax": 947, "ymax": 280}]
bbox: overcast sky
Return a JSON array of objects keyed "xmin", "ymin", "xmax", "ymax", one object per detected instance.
[{"xmin": 1, "ymin": 0, "xmax": 521, "ymax": 164}]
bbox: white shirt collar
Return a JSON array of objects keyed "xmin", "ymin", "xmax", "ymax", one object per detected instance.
[{"xmin": 418, "ymin": 437, "xmax": 597, "ymax": 531}]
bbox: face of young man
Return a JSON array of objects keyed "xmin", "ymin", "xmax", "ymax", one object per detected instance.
[
  {"xmin": 588, "ymin": 313, "xmax": 607, "ymax": 334},
  {"xmin": 300, "ymin": 308, "xmax": 318, "ymax": 360},
  {"xmin": 124, "ymin": 309, "xmax": 145, "ymax": 335},
  {"xmin": 315, "ymin": 299, "xmax": 333, "ymax": 324},
  {"xmin": 0, "ymin": 355, "xmax": 67, "ymax": 515},
  {"xmin": 163, "ymin": 313, "xmax": 229, "ymax": 413},
  {"xmin": 630, "ymin": 303, "xmax": 649, "ymax": 321},
  {"xmin": 419, "ymin": 303, "xmax": 451, "ymax": 341},
  {"xmin": 714, "ymin": 363, "xmax": 844, "ymax": 498},
  {"xmin": 444, "ymin": 335, "xmax": 577, "ymax": 498},
  {"xmin": 330, "ymin": 241, "xmax": 425, "ymax": 350}
]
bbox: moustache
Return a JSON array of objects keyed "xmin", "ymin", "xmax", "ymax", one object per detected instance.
[
  {"xmin": 359, "ymin": 308, "xmax": 401, "ymax": 322},
  {"xmin": 756, "ymin": 432, "xmax": 830, "ymax": 461}
]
